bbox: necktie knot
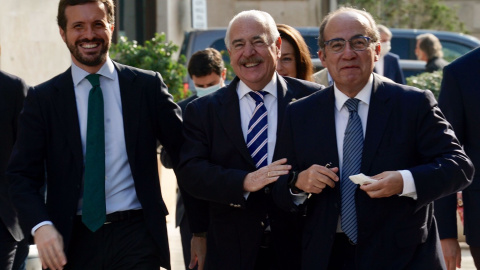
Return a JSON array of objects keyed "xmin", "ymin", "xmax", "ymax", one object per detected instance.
[
  {"xmin": 345, "ymin": 98, "xmax": 360, "ymax": 113},
  {"xmin": 86, "ymin": 74, "xmax": 100, "ymax": 88},
  {"xmin": 248, "ymin": 91, "xmax": 268, "ymax": 104}
]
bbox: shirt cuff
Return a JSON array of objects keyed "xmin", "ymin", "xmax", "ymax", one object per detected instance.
[
  {"xmin": 32, "ymin": 221, "xmax": 54, "ymax": 236},
  {"xmin": 290, "ymin": 189, "xmax": 308, "ymax": 205},
  {"xmin": 399, "ymin": 170, "xmax": 417, "ymax": 200}
]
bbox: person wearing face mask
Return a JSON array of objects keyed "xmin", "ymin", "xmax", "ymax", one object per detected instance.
[
  {"xmin": 160, "ymin": 48, "xmax": 226, "ymax": 270},
  {"xmin": 374, "ymin": 25, "xmax": 405, "ymax": 84}
]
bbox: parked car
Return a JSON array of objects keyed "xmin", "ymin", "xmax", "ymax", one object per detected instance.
[{"xmin": 180, "ymin": 27, "xmax": 480, "ymax": 89}]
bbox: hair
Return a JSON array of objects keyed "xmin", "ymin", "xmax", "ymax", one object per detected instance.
[
  {"xmin": 416, "ymin": 33, "xmax": 443, "ymax": 59},
  {"xmin": 277, "ymin": 24, "xmax": 314, "ymax": 81},
  {"xmin": 317, "ymin": 7, "xmax": 380, "ymax": 52},
  {"xmin": 377, "ymin": 24, "xmax": 392, "ymax": 41},
  {"xmin": 188, "ymin": 48, "xmax": 225, "ymax": 78},
  {"xmin": 57, "ymin": 0, "xmax": 115, "ymax": 31},
  {"xmin": 224, "ymin": 10, "xmax": 280, "ymax": 50}
]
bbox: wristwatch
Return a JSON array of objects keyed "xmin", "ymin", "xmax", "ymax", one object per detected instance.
[{"xmin": 288, "ymin": 171, "xmax": 303, "ymax": 194}]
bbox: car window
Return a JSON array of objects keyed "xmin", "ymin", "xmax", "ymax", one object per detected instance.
[
  {"xmin": 391, "ymin": 37, "xmax": 414, "ymax": 60},
  {"xmin": 441, "ymin": 41, "xmax": 472, "ymax": 62}
]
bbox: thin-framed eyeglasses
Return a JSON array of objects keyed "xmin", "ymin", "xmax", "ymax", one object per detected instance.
[{"xmin": 324, "ymin": 36, "xmax": 372, "ymax": 53}]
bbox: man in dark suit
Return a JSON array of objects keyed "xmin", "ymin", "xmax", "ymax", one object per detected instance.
[
  {"xmin": 178, "ymin": 10, "xmax": 322, "ymax": 270},
  {"xmin": 272, "ymin": 7, "xmax": 473, "ymax": 270},
  {"xmin": 435, "ymin": 47, "xmax": 480, "ymax": 270},
  {"xmin": 6, "ymin": 0, "xmax": 183, "ymax": 269},
  {"xmin": 374, "ymin": 25, "xmax": 405, "ymax": 84},
  {"xmin": 160, "ymin": 48, "xmax": 227, "ymax": 270},
  {"xmin": 0, "ymin": 70, "xmax": 29, "ymax": 270}
]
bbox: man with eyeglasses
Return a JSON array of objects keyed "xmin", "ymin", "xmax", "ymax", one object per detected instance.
[
  {"xmin": 178, "ymin": 10, "xmax": 322, "ymax": 270},
  {"xmin": 272, "ymin": 7, "xmax": 473, "ymax": 270}
]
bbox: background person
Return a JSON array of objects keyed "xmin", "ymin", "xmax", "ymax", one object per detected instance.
[
  {"xmin": 272, "ymin": 7, "xmax": 473, "ymax": 269},
  {"xmin": 375, "ymin": 24, "xmax": 405, "ymax": 84},
  {"xmin": 434, "ymin": 47, "xmax": 480, "ymax": 270},
  {"xmin": 160, "ymin": 48, "xmax": 226, "ymax": 270},
  {"xmin": 0, "ymin": 69, "xmax": 29, "ymax": 270},
  {"xmin": 415, "ymin": 33, "xmax": 449, "ymax": 72},
  {"xmin": 276, "ymin": 24, "xmax": 314, "ymax": 81},
  {"xmin": 178, "ymin": 10, "xmax": 322, "ymax": 270},
  {"xmin": 6, "ymin": 0, "xmax": 184, "ymax": 269}
]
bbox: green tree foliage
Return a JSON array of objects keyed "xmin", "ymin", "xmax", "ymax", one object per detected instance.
[
  {"xmin": 406, "ymin": 70, "xmax": 443, "ymax": 99},
  {"xmin": 338, "ymin": 0, "xmax": 466, "ymax": 32},
  {"xmin": 109, "ymin": 33, "xmax": 188, "ymax": 101}
]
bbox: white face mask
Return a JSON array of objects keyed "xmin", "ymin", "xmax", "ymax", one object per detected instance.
[
  {"xmin": 380, "ymin": 41, "xmax": 391, "ymax": 58},
  {"xmin": 195, "ymin": 83, "xmax": 221, "ymax": 97}
]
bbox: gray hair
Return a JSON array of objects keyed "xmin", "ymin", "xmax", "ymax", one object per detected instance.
[
  {"xmin": 416, "ymin": 33, "xmax": 444, "ymax": 59},
  {"xmin": 377, "ymin": 24, "xmax": 392, "ymax": 41},
  {"xmin": 224, "ymin": 10, "xmax": 280, "ymax": 50},
  {"xmin": 318, "ymin": 7, "xmax": 380, "ymax": 52}
]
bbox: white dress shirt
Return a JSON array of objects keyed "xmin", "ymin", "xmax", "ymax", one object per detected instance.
[{"xmin": 237, "ymin": 73, "xmax": 278, "ymax": 198}]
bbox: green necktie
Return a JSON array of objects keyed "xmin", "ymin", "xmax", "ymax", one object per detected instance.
[{"xmin": 82, "ymin": 73, "xmax": 106, "ymax": 232}]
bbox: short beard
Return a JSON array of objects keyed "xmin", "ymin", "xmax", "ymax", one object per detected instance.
[{"xmin": 66, "ymin": 38, "xmax": 110, "ymax": 67}]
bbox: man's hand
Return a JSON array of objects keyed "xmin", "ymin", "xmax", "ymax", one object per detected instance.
[
  {"xmin": 189, "ymin": 235, "xmax": 207, "ymax": 270},
  {"xmin": 359, "ymin": 171, "xmax": 403, "ymax": 198},
  {"xmin": 295, "ymin": 164, "xmax": 339, "ymax": 194},
  {"xmin": 34, "ymin": 224, "xmax": 66, "ymax": 270},
  {"xmin": 243, "ymin": 158, "xmax": 291, "ymax": 192},
  {"xmin": 440, "ymin": 238, "xmax": 461, "ymax": 270}
]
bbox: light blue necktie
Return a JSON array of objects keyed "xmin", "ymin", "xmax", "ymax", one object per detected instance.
[
  {"xmin": 341, "ymin": 98, "xmax": 363, "ymax": 244},
  {"xmin": 247, "ymin": 91, "xmax": 268, "ymax": 168},
  {"xmin": 82, "ymin": 74, "xmax": 106, "ymax": 232}
]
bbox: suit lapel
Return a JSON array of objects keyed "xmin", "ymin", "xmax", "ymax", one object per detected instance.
[
  {"xmin": 114, "ymin": 62, "xmax": 141, "ymax": 169},
  {"xmin": 276, "ymin": 75, "xmax": 296, "ymax": 134},
  {"xmin": 362, "ymin": 75, "xmax": 393, "ymax": 173},
  {"xmin": 52, "ymin": 68, "xmax": 84, "ymax": 171},
  {"xmin": 316, "ymin": 88, "xmax": 340, "ymax": 167},
  {"xmin": 217, "ymin": 77, "xmax": 256, "ymax": 168}
]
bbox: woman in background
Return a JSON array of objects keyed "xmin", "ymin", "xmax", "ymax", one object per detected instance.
[{"xmin": 276, "ymin": 24, "xmax": 314, "ymax": 81}]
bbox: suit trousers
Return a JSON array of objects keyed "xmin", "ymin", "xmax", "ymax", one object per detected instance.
[
  {"xmin": 470, "ymin": 246, "xmax": 480, "ymax": 269},
  {"xmin": 327, "ymin": 233, "xmax": 356, "ymax": 270},
  {"xmin": 65, "ymin": 211, "xmax": 160, "ymax": 270},
  {"xmin": 0, "ymin": 222, "xmax": 29, "ymax": 270}
]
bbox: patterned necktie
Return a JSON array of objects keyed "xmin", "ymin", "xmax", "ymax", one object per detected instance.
[
  {"xmin": 82, "ymin": 74, "xmax": 106, "ymax": 232},
  {"xmin": 341, "ymin": 98, "xmax": 363, "ymax": 244},
  {"xmin": 247, "ymin": 91, "xmax": 268, "ymax": 168}
]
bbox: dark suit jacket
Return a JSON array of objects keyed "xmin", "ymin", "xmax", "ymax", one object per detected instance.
[
  {"xmin": 6, "ymin": 62, "xmax": 184, "ymax": 270},
  {"xmin": 383, "ymin": 52, "xmax": 406, "ymax": 84},
  {"xmin": 426, "ymin": 57, "xmax": 449, "ymax": 73},
  {"xmin": 160, "ymin": 94, "xmax": 209, "ymax": 233},
  {"xmin": 0, "ymin": 71, "xmax": 26, "ymax": 243},
  {"xmin": 178, "ymin": 75, "xmax": 322, "ymax": 270},
  {"xmin": 435, "ymin": 47, "xmax": 480, "ymax": 247},
  {"xmin": 273, "ymin": 74, "xmax": 473, "ymax": 269}
]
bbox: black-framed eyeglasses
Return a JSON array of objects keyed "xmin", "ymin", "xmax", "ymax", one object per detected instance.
[{"xmin": 324, "ymin": 36, "xmax": 372, "ymax": 53}]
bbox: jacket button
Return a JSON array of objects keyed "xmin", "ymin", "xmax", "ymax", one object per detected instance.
[{"xmin": 264, "ymin": 187, "xmax": 270, "ymax": 194}]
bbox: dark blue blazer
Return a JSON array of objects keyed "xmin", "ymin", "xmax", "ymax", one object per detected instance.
[
  {"xmin": 377, "ymin": 52, "xmax": 406, "ymax": 84},
  {"xmin": 178, "ymin": 75, "xmax": 322, "ymax": 270},
  {"xmin": 0, "ymin": 71, "xmax": 26, "ymax": 243},
  {"xmin": 7, "ymin": 62, "xmax": 184, "ymax": 270},
  {"xmin": 273, "ymin": 74, "xmax": 473, "ymax": 269},
  {"xmin": 435, "ymin": 47, "xmax": 480, "ymax": 247}
]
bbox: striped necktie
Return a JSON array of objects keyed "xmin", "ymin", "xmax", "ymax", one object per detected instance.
[
  {"xmin": 247, "ymin": 91, "xmax": 268, "ymax": 168},
  {"xmin": 82, "ymin": 74, "xmax": 106, "ymax": 232},
  {"xmin": 341, "ymin": 98, "xmax": 363, "ymax": 244}
]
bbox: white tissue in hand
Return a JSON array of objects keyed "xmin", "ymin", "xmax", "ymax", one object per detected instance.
[{"xmin": 349, "ymin": 173, "xmax": 377, "ymax": 185}]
